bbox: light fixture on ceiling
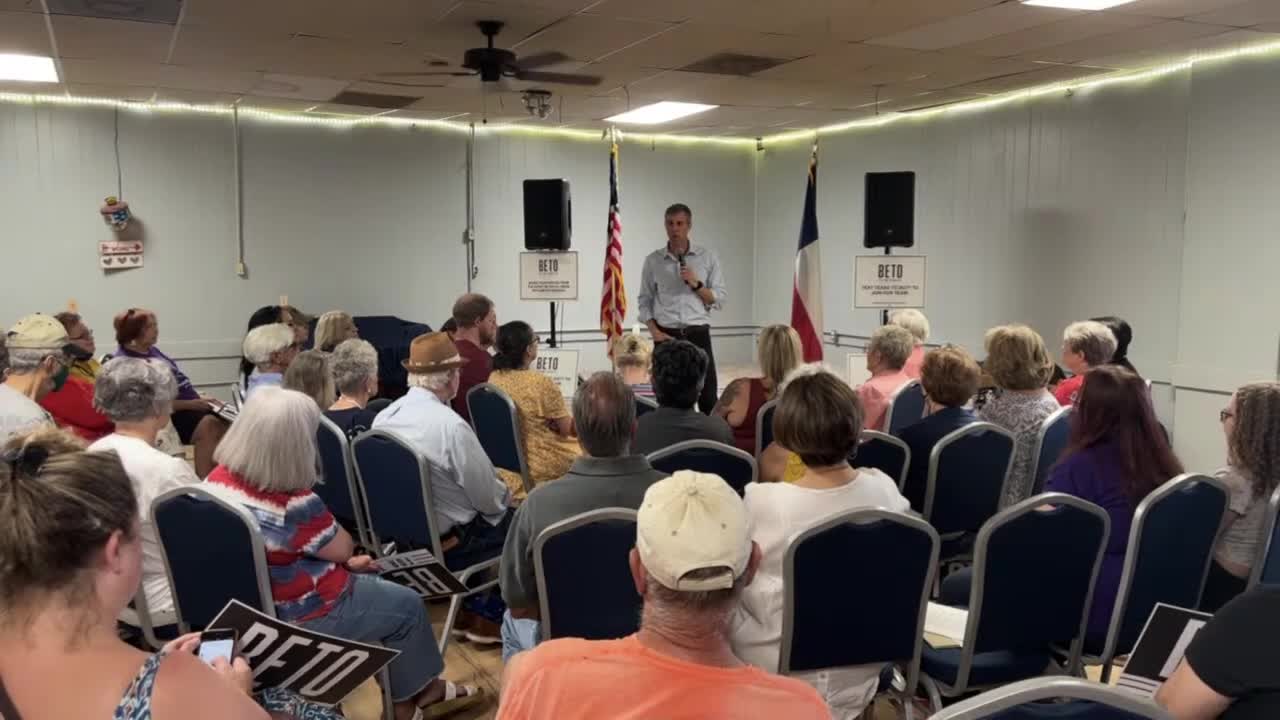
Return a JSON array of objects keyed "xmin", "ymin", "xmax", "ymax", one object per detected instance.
[
  {"xmin": 606, "ymin": 101, "xmax": 718, "ymax": 125},
  {"xmin": 0, "ymin": 54, "xmax": 58, "ymax": 83},
  {"xmin": 1020, "ymin": 0, "xmax": 1137, "ymax": 9}
]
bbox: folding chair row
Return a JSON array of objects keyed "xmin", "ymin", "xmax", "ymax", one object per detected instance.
[
  {"xmin": 647, "ymin": 440, "xmax": 757, "ymax": 496},
  {"xmin": 467, "ymin": 383, "xmax": 535, "ymax": 495}
]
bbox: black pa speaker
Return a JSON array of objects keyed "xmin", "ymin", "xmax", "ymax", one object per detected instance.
[
  {"xmin": 523, "ymin": 179, "xmax": 572, "ymax": 251},
  {"xmin": 864, "ymin": 171, "xmax": 915, "ymax": 249}
]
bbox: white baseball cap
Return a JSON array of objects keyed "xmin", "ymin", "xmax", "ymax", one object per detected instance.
[
  {"xmin": 6, "ymin": 314, "xmax": 69, "ymax": 351},
  {"xmin": 636, "ymin": 470, "xmax": 751, "ymax": 592}
]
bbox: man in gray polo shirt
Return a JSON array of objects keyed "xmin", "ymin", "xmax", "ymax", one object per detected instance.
[{"xmin": 499, "ymin": 371, "xmax": 667, "ymax": 659}]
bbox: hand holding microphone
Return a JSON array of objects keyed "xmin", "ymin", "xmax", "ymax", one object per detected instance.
[{"xmin": 678, "ymin": 254, "xmax": 699, "ymax": 289}]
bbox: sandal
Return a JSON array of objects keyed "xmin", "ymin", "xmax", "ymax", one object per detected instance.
[{"xmin": 415, "ymin": 681, "xmax": 484, "ymax": 720}]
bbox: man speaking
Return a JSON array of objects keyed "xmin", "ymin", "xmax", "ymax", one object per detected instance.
[{"xmin": 638, "ymin": 203, "xmax": 726, "ymax": 414}]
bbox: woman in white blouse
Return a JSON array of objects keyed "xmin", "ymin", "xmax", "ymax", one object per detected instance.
[
  {"xmin": 88, "ymin": 357, "xmax": 200, "ymax": 617},
  {"xmin": 731, "ymin": 365, "xmax": 909, "ymax": 719}
]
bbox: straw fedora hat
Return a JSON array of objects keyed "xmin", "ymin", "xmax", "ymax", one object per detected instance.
[{"xmin": 402, "ymin": 332, "xmax": 470, "ymax": 373}]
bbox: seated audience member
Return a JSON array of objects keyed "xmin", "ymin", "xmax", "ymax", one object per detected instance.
[
  {"xmin": 281, "ymin": 304, "xmax": 314, "ymax": 347},
  {"xmin": 0, "ymin": 428, "xmax": 344, "ymax": 719},
  {"xmin": 498, "ymin": 471, "xmax": 831, "ymax": 720},
  {"xmin": 39, "ymin": 312, "xmax": 113, "ymax": 442},
  {"xmin": 978, "ymin": 324, "xmax": 1061, "ymax": 506},
  {"xmin": 1156, "ymin": 585, "xmax": 1280, "ymax": 720},
  {"xmin": 0, "ymin": 336, "xmax": 8, "ymax": 376},
  {"xmin": 1054, "ymin": 320, "xmax": 1117, "ymax": 406},
  {"xmin": 1045, "ymin": 366, "xmax": 1181, "ymax": 648},
  {"xmin": 1, "ymin": 315, "xmax": 66, "ymax": 439},
  {"xmin": 241, "ymin": 323, "xmax": 299, "ymax": 401},
  {"xmin": 716, "ymin": 324, "xmax": 803, "ymax": 456},
  {"xmin": 897, "ymin": 345, "xmax": 981, "ymax": 510},
  {"xmin": 236, "ymin": 305, "xmax": 290, "ymax": 400},
  {"xmin": 1202, "ymin": 382, "xmax": 1280, "ymax": 611},
  {"xmin": 325, "ymin": 338, "xmax": 381, "ymax": 439},
  {"xmin": 889, "ymin": 309, "xmax": 931, "ymax": 379},
  {"xmin": 113, "ymin": 308, "xmax": 218, "ymax": 443},
  {"xmin": 283, "ymin": 349, "xmax": 336, "ymax": 409},
  {"xmin": 857, "ymin": 324, "xmax": 915, "ymax": 432},
  {"xmin": 499, "ymin": 372, "xmax": 666, "ymax": 659},
  {"xmin": 487, "ymin": 321, "xmax": 581, "ymax": 497},
  {"xmin": 372, "ymin": 332, "xmax": 512, "ymax": 640},
  {"xmin": 441, "ymin": 317, "xmax": 458, "ymax": 339},
  {"xmin": 633, "ymin": 339, "xmax": 734, "ymax": 455},
  {"xmin": 732, "ymin": 369, "xmax": 908, "ymax": 718},
  {"xmin": 612, "ymin": 331, "xmax": 655, "ymax": 399},
  {"xmin": 314, "ymin": 310, "xmax": 358, "ymax": 353},
  {"xmin": 1092, "ymin": 315, "xmax": 1137, "ymax": 376},
  {"xmin": 88, "ymin": 357, "xmax": 199, "ymax": 618},
  {"xmin": 205, "ymin": 387, "xmax": 480, "ymax": 719},
  {"xmin": 449, "ymin": 293, "xmax": 497, "ymax": 424}
]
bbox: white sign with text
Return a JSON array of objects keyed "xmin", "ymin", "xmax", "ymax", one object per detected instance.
[
  {"xmin": 533, "ymin": 348, "xmax": 580, "ymax": 398},
  {"xmin": 520, "ymin": 251, "xmax": 579, "ymax": 301},
  {"xmin": 854, "ymin": 255, "xmax": 926, "ymax": 308}
]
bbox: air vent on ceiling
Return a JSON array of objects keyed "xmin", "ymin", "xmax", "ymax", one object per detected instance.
[
  {"xmin": 46, "ymin": 0, "xmax": 182, "ymax": 24},
  {"xmin": 678, "ymin": 53, "xmax": 791, "ymax": 77},
  {"xmin": 328, "ymin": 91, "xmax": 420, "ymax": 110}
]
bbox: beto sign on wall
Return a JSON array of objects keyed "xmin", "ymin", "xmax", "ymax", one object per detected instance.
[
  {"xmin": 854, "ymin": 255, "xmax": 926, "ymax": 308},
  {"xmin": 520, "ymin": 251, "xmax": 579, "ymax": 301}
]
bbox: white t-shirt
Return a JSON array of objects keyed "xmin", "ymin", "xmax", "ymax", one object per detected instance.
[
  {"xmin": 0, "ymin": 383, "xmax": 53, "ymax": 440},
  {"xmin": 89, "ymin": 433, "xmax": 200, "ymax": 615},
  {"xmin": 731, "ymin": 468, "xmax": 910, "ymax": 720}
]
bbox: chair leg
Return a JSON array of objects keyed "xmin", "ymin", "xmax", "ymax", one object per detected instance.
[
  {"xmin": 380, "ymin": 668, "xmax": 395, "ymax": 720},
  {"xmin": 439, "ymin": 593, "xmax": 463, "ymax": 656},
  {"xmin": 920, "ymin": 676, "xmax": 943, "ymax": 715}
]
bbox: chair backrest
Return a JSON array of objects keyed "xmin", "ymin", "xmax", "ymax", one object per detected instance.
[
  {"xmin": 886, "ymin": 380, "xmax": 927, "ymax": 436},
  {"xmin": 854, "ymin": 430, "xmax": 911, "ymax": 490},
  {"xmin": 351, "ymin": 429, "xmax": 444, "ymax": 558},
  {"xmin": 1248, "ymin": 484, "xmax": 1280, "ymax": 588},
  {"xmin": 957, "ymin": 493, "xmax": 1109, "ymax": 692},
  {"xmin": 647, "ymin": 440, "xmax": 757, "ymax": 496},
  {"xmin": 316, "ymin": 415, "xmax": 372, "ymax": 548},
  {"xmin": 152, "ymin": 486, "xmax": 276, "ymax": 632},
  {"xmin": 1030, "ymin": 406, "xmax": 1072, "ymax": 495},
  {"xmin": 781, "ymin": 509, "xmax": 938, "ymax": 699},
  {"xmin": 534, "ymin": 509, "xmax": 640, "ymax": 642},
  {"xmin": 930, "ymin": 677, "xmax": 1172, "ymax": 720},
  {"xmin": 755, "ymin": 399, "xmax": 778, "ymax": 459},
  {"xmin": 1101, "ymin": 474, "xmax": 1229, "ymax": 666},
  {"xmin": 925, "ymin": 422, "xmax": 1016, "ymax": 534},
  {"xmin": 467, "ymin": 383, "xmax": 532, "ymax": 493},
  {"xmin": 635, "ymin": 395, "xmax": 659, "ymax": 418}
]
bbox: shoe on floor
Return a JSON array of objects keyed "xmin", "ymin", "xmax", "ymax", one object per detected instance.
[{"xmin": 464, "ymin": 616, "xmax": 502, "ymax": 645}]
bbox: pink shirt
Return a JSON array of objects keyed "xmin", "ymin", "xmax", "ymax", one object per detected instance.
[
  {"xmin": 902, "ymin": 345, "xmax": 926, "ymax": 380},
  {"xmin": 858, "ymin": 370, "xmax": 912, "ymax": 431}
]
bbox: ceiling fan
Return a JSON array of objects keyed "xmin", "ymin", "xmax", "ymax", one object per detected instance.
[{"xmin": 374, "ymin": 20, "xmax": 603, "ymax": 87}]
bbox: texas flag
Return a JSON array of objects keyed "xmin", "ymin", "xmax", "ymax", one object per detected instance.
[{"xmin": 790, "ymin": 143, "xmax": 824, "ymax": 362}]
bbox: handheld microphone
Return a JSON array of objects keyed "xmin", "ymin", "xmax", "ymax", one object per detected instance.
[{"xmin": 678, "ymin": 253, "xmax": 686, "ymax": 268}]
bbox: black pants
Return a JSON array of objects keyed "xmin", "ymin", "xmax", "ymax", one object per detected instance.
[
  {"xmin": 1201, "ymin": 559, "xmax": 1248, "ymax": 612},
  {"xmin": 657, "ymin": 324, "xmax": 717, "ymax": 415}
]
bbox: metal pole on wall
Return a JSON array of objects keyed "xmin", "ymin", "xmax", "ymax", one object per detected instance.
[{"xmin": 464, "ymin": 122, "xmax": 477, "ymax": 291}]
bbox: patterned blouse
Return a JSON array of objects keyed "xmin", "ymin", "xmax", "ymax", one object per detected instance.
[
  {"xmin": 978, "ymin": 388, "xmax": 1062, "ymax": 507},
  {"xmin": 489, "ymin": 369, "xmax": 582, "ymax": 499}
]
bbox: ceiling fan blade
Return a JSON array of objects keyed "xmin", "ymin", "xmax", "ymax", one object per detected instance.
[
  {"xmin": 515, "ymin": 70, "xmax": 602, "ymax": 86},
  {"xmin": 363, "ymin": 79, "xmax": 452, "ymax": 89},
  {"xmin": 515, "ymin": 51, "xmax": 571, "ymax": 70},
  {"xmin": 376, "ymin": 71, "xmax": 476, "ymax": 78}
]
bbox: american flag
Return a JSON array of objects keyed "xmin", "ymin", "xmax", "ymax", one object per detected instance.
[{"xmin": 600, "ymin": 140, "xmax": 627, "ymax": 347}]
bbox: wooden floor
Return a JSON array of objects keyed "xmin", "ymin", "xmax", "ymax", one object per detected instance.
[{"xmin": 432, "ymin": 603, "xmax": 505, "ymax": 720}]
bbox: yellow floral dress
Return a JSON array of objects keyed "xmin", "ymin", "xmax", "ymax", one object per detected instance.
[{"xmin": 488, "ymin": 369, "xmax": 582, "ymax": 499}]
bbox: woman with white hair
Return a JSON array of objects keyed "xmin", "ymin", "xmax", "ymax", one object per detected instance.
[
  {"xmin": 325, "ymin": 338, "xmax": 381, "ymax": 438},
  {"xmin": 205, "ymin": 387, "xmax": 482, "ymax": 719},
  {"xmin": 241, "ymin": 323, "xmax": 299, "ymax": 401},
  {"xmin": 88, "ymin": 357, "xmax": 200, "ymax": 618},
  {"xmin": 1054, "ymin": 320, "xmax": 1118, "ymax": 406},
  {"xmin": 889, "ymin": 309, "xmax": 930, "ymax": 379},
  {"xmin": 314, "ymin": 311, "xmax": 359, "ymax": 353},
  {"xmin": 857, "ymin": 324, "xmax": 915, "ymax": 432}
]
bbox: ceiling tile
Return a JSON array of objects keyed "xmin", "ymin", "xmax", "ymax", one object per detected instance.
[
  {"xmin": 249, "ymin": 74, "xmax": 350, "ymax": 102},
  {"xmin": 275, "ymin": 34, "xmax": 430, "ymax": 79},
  {"xmin": 1085, "ymin": 27, "xmax": 1280, "ymax": 69},
  {"xmin": 67, "ymin": 82, "xmax": 155, "ymax": 102},
  {"xmin": 1025, "ymin": 19, "xmax": 1231, "ymax": 64},
  {"xmin": 59, "ymin": 58, "xmax": 162, "ymax": 87},
  {"xmin": 157, "ymin": 65, "xmax": 263, "ymax": 94},
  {"xmin": 51, "ymin": 15, "xmax": 175, "ymax": 63},
  {"xmin": 306, "ymin": 103, "xmax": 390, "ymax": 117},
  {"xmin": 753, "ymin": 43, "xmax": 925, "ymax": 83},
  {"xmin": 956, "ymin": 13, "xmax": 1158, "ymax": 58},
  {"xmin": 0, "ymin": 0, "xmax": 40, "ymax": 10},
  {"xmin": 828, "ymin": 0, "xmax": 1006, "ymax": 42},
  {"xmin": 167, "ymin": 27, "xmax": 297, "ymax": 71},
  {"xmin": 236, "ymin": 95, "xmax": 322, "ymax": 112},
  {"xmin": 181, "ymin": 0, "xmax": 305, "ymax": 30},
  {"xmin": 1189, "ymin": 0, "xmax": 1280, "ymax": 27},
  {"xmin": 435, "ymin": 1, "xmax": 571, "ymax": 43},
  {"xmin": 153, "ymin": 87, "xmax": 242, "ymax": 105},
  {"xmin": 958, "ymin": 63, "xmax": 1116, "ymax": 93},
  {"xmin": 868, "ymin": 2, "xmax": 1075, "ymax": 51},
  {"xmin": 289, "ymin": 0, "xmax": 458, "ymax": 42},
  {"xmin": 1111, "ymin": 0, "xmax": 1249, "ymax": 20},
  {"xmin": 509, "ymin": 14, "xmax": 674, "ymax": 62},
  {"xmin": 0, "ymin": 10, "xmax": 53, "ymax": 56},
  {"xmin": 0, "ymin": 79, "xmax": 65, "ymax": 95},
  {"xmin": 584, "ymin": 0, "xmax": 699, "ymax": 23}
]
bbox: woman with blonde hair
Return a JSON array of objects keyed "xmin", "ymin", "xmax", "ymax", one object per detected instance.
[
  {"xmin": 612, "ymin": 331, "xmax": 654, "ymax": 399},
  {"xmin": 978, "ymin": 324, "xmax": 1061, "ymax": 506},
  {"xmin": 283, "ymin": 349, "xmax": 336, "ymax": 409},
  {"xmin": 716, "ymin": 324, "xmax": 804, "ymax": 456},
  {"xmin": 314, "ymin": 311, "xmax": 359, "ymax": 353},
  {"xmin": 889, "ymin": 308, "xmax": 930, "ymax": 379}
]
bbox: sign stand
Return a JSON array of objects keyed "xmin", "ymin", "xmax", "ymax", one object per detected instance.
[
  {"xmin": 549, "ymin": 301, "xmax": 558, "ymax": 349},
  {"xmin": 881, "ymin": 246, "xmax": 892, "ymax": 326}
]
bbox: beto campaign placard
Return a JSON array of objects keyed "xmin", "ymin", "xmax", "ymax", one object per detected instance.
[
  {"xmin": 377, "ymin": 549, "xmax": 468, "ymax": 600},
  {"xmin": 1116, "ymin": 603, "xmax": 1213, "ymax": 697},
  {"xmin": 208, "ymin": 600, "xmax": 398, "ymax": 706}
]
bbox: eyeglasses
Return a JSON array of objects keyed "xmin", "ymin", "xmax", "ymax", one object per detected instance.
[{"xmin": 1220, "ymin": 409, "xmax": 1235, "ymax": 423}]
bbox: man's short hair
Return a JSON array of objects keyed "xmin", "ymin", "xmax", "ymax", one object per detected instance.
[
  {"xmin": 664, "ymin": 203, "xmax": 692, "ymax": 221},
  {"xmin": 572, "ymin": 372, "xmax": 635, "ymax": 457},
  {"xmin": 920, "ymin": 345, "xmax": 980, "ymax": 408},
  {"xmin": 774, "ymin": 369, "xmax": 862, "ymax": 467},
  {"xmin": 452, "ymin": 294, "xmax": 494, "ymax": 329},
  {"xmin": 868, "ymin": 325, "xmax": 915, "ymax": 371},
  {"xmin": 242, "ymin": 324, "xmax": 294, "ymax": 366},
  {"xmin": 651, "ymin": 340, "xmax": 707, "ymax": 409}
]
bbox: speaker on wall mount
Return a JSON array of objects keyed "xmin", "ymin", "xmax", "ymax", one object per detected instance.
[
  {"xmin": 863, "ymin": 171, "xmax": 915, "ymax": 249},
  {"xmin": 523, "ymin": 179, "xmax": 572, "ymax": 251}
]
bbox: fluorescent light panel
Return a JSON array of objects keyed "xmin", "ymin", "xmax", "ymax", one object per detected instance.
[
  {"xmin": 1021, "ymin": 0, "xmax": 1137, "ymax": 9},
  {"xmin": 0, "ymin": 54, "xmax": 58, "ymax": 83},
  {"xmin": 606, "ymin": 101, "xmax": 717, "ymax": 125}
]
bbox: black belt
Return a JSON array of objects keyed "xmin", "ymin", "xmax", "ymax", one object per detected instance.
[{"xmin": 657, "ymin": 324, "xmax": 710, "ymax": 339}]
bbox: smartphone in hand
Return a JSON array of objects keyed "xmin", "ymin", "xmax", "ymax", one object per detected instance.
[{"xmin": 197, "ymin": 628, "xmax": 238, "ymax": 665}]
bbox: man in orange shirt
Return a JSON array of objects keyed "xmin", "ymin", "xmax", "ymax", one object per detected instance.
[{"xmin": 496, "ymin": 471, "xmax": 833, "ymax": 720}]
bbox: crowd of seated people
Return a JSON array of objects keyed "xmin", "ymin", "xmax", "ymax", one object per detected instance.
[
  {"xmin": 857, "ymin": 324, "xmax": 915, "ymax": 431},
  {"xmin": 633, "ymin": 339, "xmax": 733, "ymax": 455},
  {"xmin": 897, "ymin": 344, "xmax": 982, "ymax": 508}
]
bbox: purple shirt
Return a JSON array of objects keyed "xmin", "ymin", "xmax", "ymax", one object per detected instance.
[
  {"xmin": 1045, "ymin": 441, "xmax": 1136, "ymax": 647},
  {"xmin": 114, "ymin": 345, "xmax": 199, "ymax": 401}
]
